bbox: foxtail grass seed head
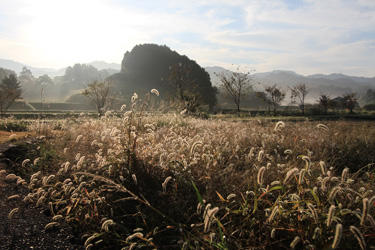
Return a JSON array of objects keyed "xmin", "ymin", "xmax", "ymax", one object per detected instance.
[
  {"xmin": 350, "ymin": 225, "xmax": 366, "ymax": 250},
  {"xmin": 203, "ymin": 203, "xmax": 212, "ymax": 220},
  {"xmin": 248, "ymin": 147, "xmax": 255, "ymax": 160},
  {"xmin": 75, "ymin": 153, "xmax": 81, "ymax": 161},
  {"xmin": 283, "ymin": 168, "xmax": 299, "ymax": 184},
  {"xmin": 75, "ymin": 135, "xmax": 83, "ymax": 143},
  {"xmin": 290, "ymin": 236, "xmax": 300, "ymax": 249},
  {"xmin": 307, "ymin": 203, "xmax": 318, "ymax": 223},
  {"xmin": 45, "ymin": 222, "xmax": 59, "ymax": 231},
  {"xmin": 22, "ymin": 159, "xmax": 30, "ymax": 167},
  {"xmin": 360, "ymin": 198, "xmax": 369, "ymax": 226},
  {"xmin": 257, "ymin": 150, "xmax": 264, "ymax": 162},
  {"xmin": 319, "ymin": 161, "xmax": 326, "ymax": 175},
  {"xmin": 341, "ymin": 167, "xmax": 349, "ymax": 182},
  {"xmin": 5, "ymin": 174, "xmax": 18, "ymax": 182},
  {"xmin": 7, "ymin": 194, "xmax": 20, "ymax": 201},
  {"xmin": 131, "ymin": 93, "xmax": 138, "ymax": 103},
  {"xmin": 301, "ymin": 155, "xmax": 311, "ymax": 170},
  {"xmin": 132, "ymin": 174, "xmax": 137, "ymax": 185},
  {"xmin": 151, "ymin": 88, "xmax": 160, "ymax": 96},
  {"xmin": 190, "ymin": 141, "xmax": 203, "ymax": 156},
  {"xmin": 312, "ymin": 227, "xmax": 321, "ymax": 240},
  {"xmin": 317, "ymin": 123, "xmax": 329, "ymax": 131},
  {"xmin": 270, "ymin": 181, "xmax": 281, "ymax": 186},
  {"xmin": 227, "ymin": 193, "xmax": 236, "ymax": 200},
  {"xmin": 204, "ymin": 207, "xmax": 219, "ymax": 232},
  {"xmin": 271, "ymin": 228, "xmax": 276, "ymax": 239},
  {"xmin": 329, "ymin": 186, "xmax": 341, "ymax": 203},
  {"xmin": 162, "ymin": 176, "xmax": 172, "ymax": 193},
  {"xmin": 274, "ymin": 121, "xmax": 285, "ymax": 132},
  {"xmin": 298, "ymin": 169, "xmax": 306, "ymax": 185},
  {"xmin": 257, "ymin": 166, "xmax": 266, "ymax": 185},
  {"xmin": 327, "ymin": 205, "xmax": 336, "ymax": 227},
  {"xmin": 8, "ymin": 207, "xmax": 19, "ymax": 219},
  {"xmin": 284, "ymin": 149, "xmax": 292, "ymax": 155},
  {"xmin": 120, "ymin": 104, "xmax": 127, "ymax": 112},
  {"xmin": 268, "ymin": 205, "xmax": 279, "ymax": 223},
  {"xmin": 33, "ymin": 157, "xmax": 40, "ymax": 165},
  {"xmin": 101, "ymin": 219, "xmax": 115, "ymax": 232},
  {"xmin": 52, "ymin": 215, "xmax": 63, "ymax": 221},
  {"xmin": 332, "ymin": 223, "xmax": 343, "ymax": 249},
  {"xmin": 84, "ymin": 233, "xmax": 100, "ymax": 248},
  {"xmin": 126, "ymin": 232, "xmax": 143, "ymax": 242}
]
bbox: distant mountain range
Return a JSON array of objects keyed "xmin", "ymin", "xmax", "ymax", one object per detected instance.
[
  {"xmin": 0, "ymin": 58, "xmax": 121, "ymax": 77},
  {"xmin": 205, "ymin": 66, "xmax": 375, "ymax": 103},
  {"xmin": 1, "ymin": 58, "xmax": 374, "ymax": 104}
]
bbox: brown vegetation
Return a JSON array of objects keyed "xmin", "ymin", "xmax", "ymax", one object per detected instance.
[{"xmin": 1, "ymin": 94, "xmax": 375, "ymax": 249}]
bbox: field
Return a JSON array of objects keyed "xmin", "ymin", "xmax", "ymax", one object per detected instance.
[{"xmin": 1, "ymin": 104, "xmax": 375, "ymax": 249}]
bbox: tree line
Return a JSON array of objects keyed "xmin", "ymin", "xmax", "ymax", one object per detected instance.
[
  {"xmin": 0, "ymin": 43, "xmax": 374, "ymax": 116},
  {"xmin": 216, "ymin": 69, "xmax": 361, "ymax": 115}
]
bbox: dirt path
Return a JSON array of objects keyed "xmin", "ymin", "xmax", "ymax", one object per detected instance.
[{"xmin": 0, "ymin": 141, "xmax": 83, "ymax": 250}]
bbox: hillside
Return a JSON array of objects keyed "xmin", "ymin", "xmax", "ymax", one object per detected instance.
[
  {"xmin": 109, "ymin": 44, "xmax": 217, "ymax": 110},
  {"xmin": 206, "ymin": 66, "xmax": 375, "ymax": 103}
]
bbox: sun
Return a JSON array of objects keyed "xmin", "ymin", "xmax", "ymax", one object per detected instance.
[{"xmin": 19, "ymin": 0, "xmax": 145, "ymax": 68}]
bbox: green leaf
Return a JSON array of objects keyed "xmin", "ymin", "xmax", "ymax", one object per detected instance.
[
  {"xmin": 309, "ymin": 189, "xmax": 320, "ymax": 206},
  {"xmin": 269, "ymin": 185, "xmax": 283, "ymax": 192},
  {"xmin": 252, "ymin": 198, "xmax": 258, "ymax": 214},
  {"xmin": 191, "ymin": 181, "xmax": 203, "ymax": 205}
]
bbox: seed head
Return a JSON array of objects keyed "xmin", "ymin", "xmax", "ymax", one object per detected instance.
[
  {"xmin": 257, "ymin": 166, "xmax": 266, "ymax": 185},
  {"xmin": 151, "ymin": 89, "xmax": 160, "ymax": 96},
  {"xmin": 332, "ymin": 224, "xmax": 343, "ymax": 249}
]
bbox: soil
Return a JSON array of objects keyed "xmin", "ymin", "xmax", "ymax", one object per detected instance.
[{"xmin": 0, "ymin": 140, "xmax": 83, "ymax": 250}]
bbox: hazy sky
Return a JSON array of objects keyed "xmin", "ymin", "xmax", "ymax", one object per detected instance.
[{"xmin": 0, "ymin": 0, "xmax": 374, "ymax": 76}]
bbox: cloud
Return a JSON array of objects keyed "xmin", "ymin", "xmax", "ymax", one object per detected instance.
[{"xmin": 0, "ymin": 0, "xmax": 374, "ymax": 76}]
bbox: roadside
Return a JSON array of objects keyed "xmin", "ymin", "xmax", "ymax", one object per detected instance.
[{"xmin": 0, "ymin": 139, "xmax": 83, "ymax": 250}]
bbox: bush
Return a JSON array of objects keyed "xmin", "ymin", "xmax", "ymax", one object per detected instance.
[{"xmin": 0, "ymin": 120, "xmax": 29, "ymax": 131}]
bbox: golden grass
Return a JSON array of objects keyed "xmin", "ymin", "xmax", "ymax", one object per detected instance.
[
  {"xmin": 0, "ymin": 131, "xmax": 35, "ymax": 143},
  {"xmin": 4, "ymin": 97, "xmax": 375, "ymax": 249}
]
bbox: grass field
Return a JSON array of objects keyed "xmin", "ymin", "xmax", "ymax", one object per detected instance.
[{"xmin": 1, "ymin": 105, "xmax": 375, "ymax": 249}]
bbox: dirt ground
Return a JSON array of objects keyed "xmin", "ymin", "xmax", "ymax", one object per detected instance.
[{"xmin": 0, "ymin": 139, "xmax": 83, "ymax": 250}]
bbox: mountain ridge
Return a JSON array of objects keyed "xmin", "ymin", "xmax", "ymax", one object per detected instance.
[
  {"xmin": 205, "ymin": 66, "xmax": 375, "ymax": 103},
  {"xmin": 0, "ymin": 58, "xmax": 121, "ymax": 77}
]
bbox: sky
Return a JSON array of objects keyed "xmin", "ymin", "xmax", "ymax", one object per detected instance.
[{"xmin": 0, "ymin": 0, "xmax": 374, "ymax": 76}]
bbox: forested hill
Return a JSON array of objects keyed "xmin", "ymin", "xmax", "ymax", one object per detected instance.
[{"xmin": 109, "ymin": 44, "xmax": 217, "ymax": 110}]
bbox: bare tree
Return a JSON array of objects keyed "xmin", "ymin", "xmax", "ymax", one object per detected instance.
[
  {"xmin": 216, "ymin": 68, "xmax": 254, "ymax": 114},
  {"xmin": 290, "ymin": 83, "xmax": 309, "ymax": 115},
  {"xmin": 82, "ymin": 81, "xmax": 111, "ymax": 116},
  {"xmin": 264, "ymin": 84, "xmax": 285, "ymax": 114},
  {"xmin": 0, "ymin": 74, "xmax": 22, "ymax": 115}
]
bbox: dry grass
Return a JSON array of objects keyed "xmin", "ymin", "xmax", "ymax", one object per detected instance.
[
  {"xmin": 4, "ymin": 94, "xmax": 375, "ymax": 249},
  {"xmin": 0, "ymin": 131, "xmax": 35, "ymax": 143}
]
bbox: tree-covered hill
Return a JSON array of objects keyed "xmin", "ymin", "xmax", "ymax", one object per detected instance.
[{"xmin": 109, "ymin": 44, "xmax": 217, "ymax": 110}]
